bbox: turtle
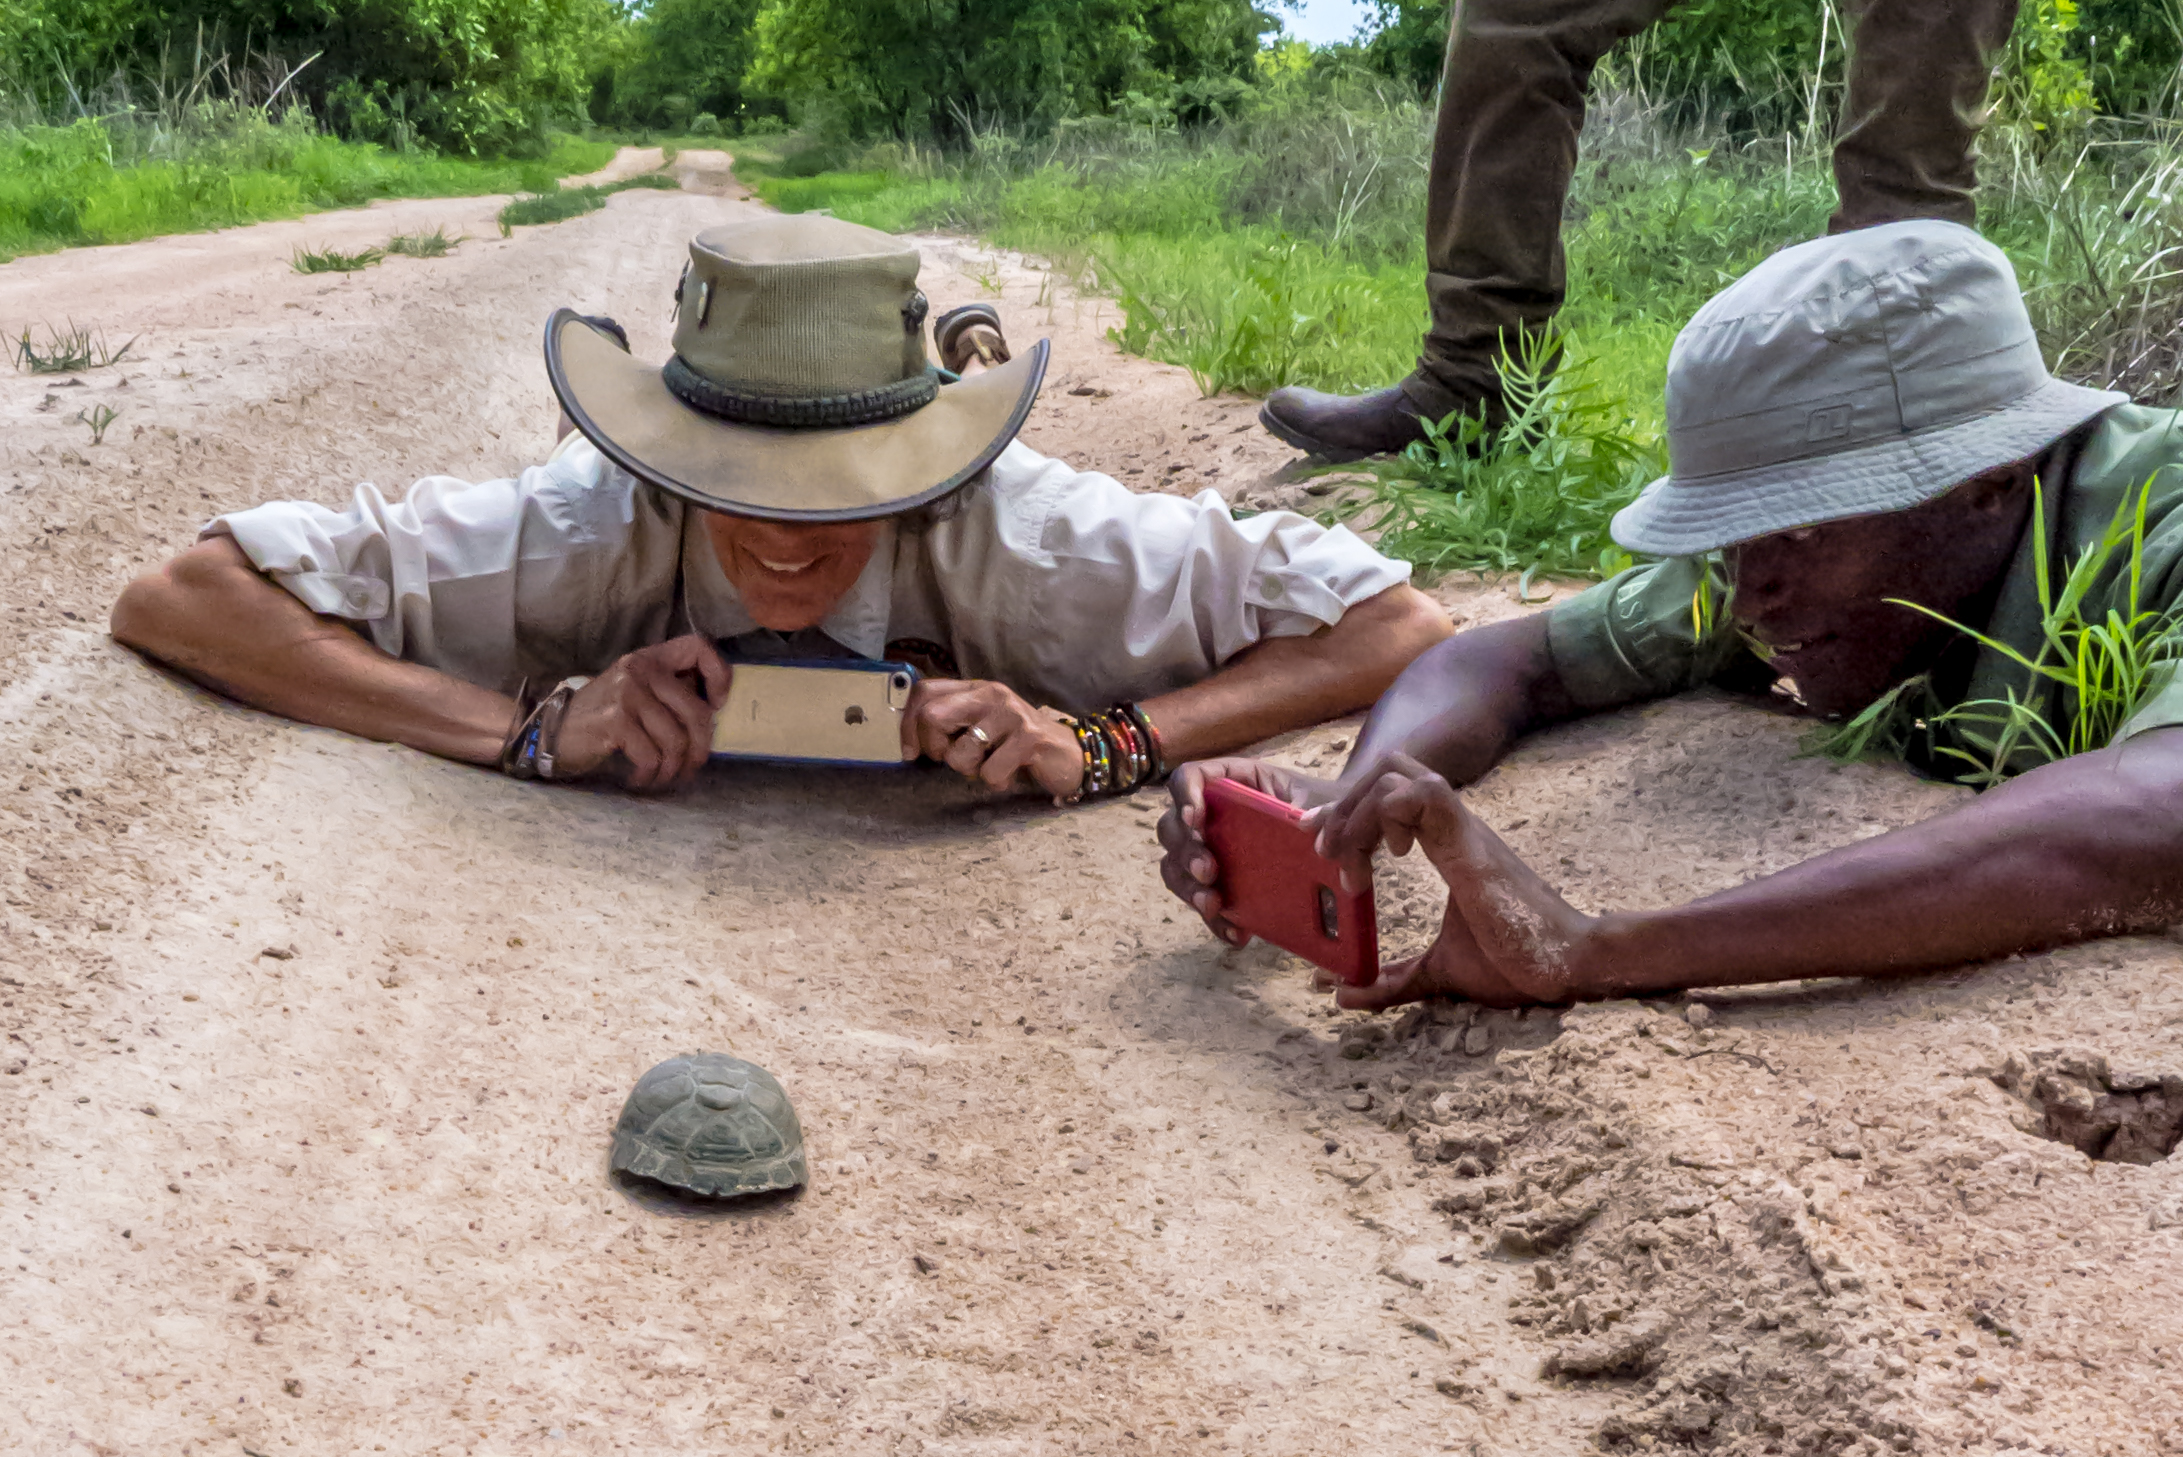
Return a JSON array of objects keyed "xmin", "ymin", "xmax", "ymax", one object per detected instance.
[{"xmin": 610, "ymin": 1052, "xmax": 807, "ymax": 1198}]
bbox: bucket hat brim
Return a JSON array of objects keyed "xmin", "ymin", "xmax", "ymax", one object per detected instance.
[
  {"xmin": 1611, "ymin": 375, "xmax": 2127, "ymax": 558},
  {"xmin": 545, "ymin": 308, "xmax": 1050, "ymax": 522}
]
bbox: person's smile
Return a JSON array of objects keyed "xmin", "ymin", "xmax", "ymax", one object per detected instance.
[
  {"xmin": 701, "ymin": 511, "xmax": 885, "ymax": 631},
  {"xmin": 752, "ymin": 553, "xmax": 821, "ymax": 576}
]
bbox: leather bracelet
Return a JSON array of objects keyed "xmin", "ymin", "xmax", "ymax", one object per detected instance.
[
  {"xmin": 533, "ymin": 683, "xmax": 575, "ymax": 780},
  {"xmin": 500, "ymin": 679, "xmax": 580, "ymax": 781}
]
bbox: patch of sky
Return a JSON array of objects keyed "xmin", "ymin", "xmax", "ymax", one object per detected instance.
[{"xmin": 1277, "ymin": 0, "xmax": 1377, "ymax": 46}]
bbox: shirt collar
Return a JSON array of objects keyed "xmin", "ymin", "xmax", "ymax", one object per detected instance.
[{"xmin": 679, "ymin": 517, "xmax": 896, "ymax": 660}]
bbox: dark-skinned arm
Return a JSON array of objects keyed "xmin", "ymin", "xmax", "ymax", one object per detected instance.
[
  {"xmin": 1158, "ymin": 610, "xmax": 1572, "ymax": 937},
  {"xmin": 1310, "ymin": 731, "xmax": 2183, "ymax": 1008},
  {"xmin": 1586, "ymin": 726, "xmax": 2183, "ymax": 993},
  {"xmin": 1145, "ymin": 583, "xmax": 1456, "ymax": 763},
  {"xmin": 1338, "ymin": 611, "xmax": 1577, "ymax": 785}
]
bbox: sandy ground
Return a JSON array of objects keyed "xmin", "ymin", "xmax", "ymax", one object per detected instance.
[{"xmin": 1, "ymin": 151, "xmax": 2180, "ymax": 1457}]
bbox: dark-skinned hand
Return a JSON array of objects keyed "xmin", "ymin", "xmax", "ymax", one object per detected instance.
[
  {"xmin": 1155, "ymin": 757, "xmax": 1338, "ymax": 944},
  {"xmin": 1307, "ymin": 753, "xmax": 1596, "ymax": 1010}
]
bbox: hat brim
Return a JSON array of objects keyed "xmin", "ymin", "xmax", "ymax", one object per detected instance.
[
  {"xmin": 1610, "ymin": 377, "xmax": 2128, "ymax": 558},
  {"xmin": 544, "ymin": 308, "xmax": 1049, "ymax": 522}
]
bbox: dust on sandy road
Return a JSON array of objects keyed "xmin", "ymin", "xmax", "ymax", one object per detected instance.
[{"xmin": 0, "ymin": 154, "xmax": 2180, "ymax": 1457}]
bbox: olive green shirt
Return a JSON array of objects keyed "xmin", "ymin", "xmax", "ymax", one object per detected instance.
[{"xmin": 1547, "ymin": 404, "xmax": 2183, "ymax": 764}]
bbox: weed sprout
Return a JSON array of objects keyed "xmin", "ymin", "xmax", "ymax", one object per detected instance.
[
  {"xmin": 291, "ymin": 245, "xmax": 384, "ymax": 274},
  {"xmin": 13, "ymin": 322, "xmax": 137, "ymax": 374},
  {"xmin": 74, "ymin": 403, "xmax": 120, "ymax": 445},
  {"xmin": 386, "ymin": 227, "xmax": 461, "ymax": 258}
]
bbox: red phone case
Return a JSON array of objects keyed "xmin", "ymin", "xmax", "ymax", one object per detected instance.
[{"xmin": 1201, "ymin": 778, "xmax": 1378, "ymax": 986}]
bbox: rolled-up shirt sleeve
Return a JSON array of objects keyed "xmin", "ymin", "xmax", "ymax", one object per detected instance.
[
  {"xmin": 933, "ymin": 443, "xmax": 1412, "ymax": 710},
  {"xmin": 202, "ymin": 438, "xmax": 683, "ymax": 693},
  {"xmin": 1546, "ymin": 555, "xmax": 1750, "ymax": 712}
]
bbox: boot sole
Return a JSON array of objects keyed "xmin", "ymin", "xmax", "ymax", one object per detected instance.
[{"xmin": 1255, "ymin": 403, "xmax": 1409, "ymax": 464}]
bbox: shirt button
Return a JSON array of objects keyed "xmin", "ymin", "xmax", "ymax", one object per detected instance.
[{"xmin": 1260, "ymin": 578, "xmax": 1284, "ymax": 600}]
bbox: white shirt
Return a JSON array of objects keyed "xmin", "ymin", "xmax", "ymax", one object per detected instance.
[{"xmin": 204, "ymin": 436, "xmax": 1411, "ymax": 713}]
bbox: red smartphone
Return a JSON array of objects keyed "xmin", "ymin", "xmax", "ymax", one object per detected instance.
[{"xmin": 1201, "ymin": 778, "xmax": 1378, "ymax": 986}]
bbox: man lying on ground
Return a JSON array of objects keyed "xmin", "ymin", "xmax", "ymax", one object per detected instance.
[
  {"xmin": 1161, "ymin": 221, "xmax": 2183, "ymax": 1005},
  {"xmin": 114, "ymin": 216, "xmax": 1449, "ymax": 800}
]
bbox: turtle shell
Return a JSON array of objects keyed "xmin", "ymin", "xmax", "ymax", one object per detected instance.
[{"xmin": 610, "ymin": 1053, "xmax": 807, "ymax": 1198}]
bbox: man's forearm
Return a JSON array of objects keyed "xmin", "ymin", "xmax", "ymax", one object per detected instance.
[
  {"xmin": 1144, "ymin": 585, "xmax": 1452, "ymax": 762},
  {"xmin": 113, "ymin": 538, "xmax": 516, "ymax": 765},
  {"xmin": 1578, "ymin": 729, "xmax": 2183, "ymax": 996},
  {"xmin": 1344, "ymin": 613, "xmax": 1574, "ymax": 788}
]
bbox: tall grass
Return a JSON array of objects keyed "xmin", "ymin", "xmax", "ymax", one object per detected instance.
[
  {"xmin": 747, "ymin": 80, "xmax": 2183, "ymax": 581},
  {"xmin": 0, "ymin": 48, "xmax": 616, "ymax": 263},
  {"xmin": 1811, "ymin": 479, "xmax": 2183, "ymax": 784}
]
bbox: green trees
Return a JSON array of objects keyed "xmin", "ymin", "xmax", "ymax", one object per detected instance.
[
  {"xmin": 14, "ymin": 0, "xmax": 2182, "ymax": 158},
  {"xmin": 1360, "ymin": 0, "xmax": 2178, "ymax": 129},
  {"xmin": 2, "ymin": 0, "xmax": 623, "ymax": 154},
  {"xmin": 594, "ymin": 0, "xmax": 771, "ymax": 133},
  {"xmin": 739, "ymin": 0, "xmax": 1272, "ymax": 139}
]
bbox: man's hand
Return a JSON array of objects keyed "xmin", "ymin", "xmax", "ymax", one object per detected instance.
[
  {"xmin": 1157, "ymin": 758, "xmax": 1337, "ymax": 944},
  {"xmin": 1310, "ymin": 754, "xmax": 1595, "ymax": 1010},
  {"xmin": 553, "ymin": 634, "xmax": 733, "ymax": 792},
  {"xmin": 904, "ymin": 679, "xmax": 1083, "ymax": 799}
]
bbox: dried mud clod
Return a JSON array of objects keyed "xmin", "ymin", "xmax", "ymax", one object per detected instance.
[
  {"xmin": 1360, "ymin": 1000, "xmax": 1922, "ymax": 1455},
  {"xmin": 1989, "ymin": 1045, "xmax": 2183, "ymax": 1164}
]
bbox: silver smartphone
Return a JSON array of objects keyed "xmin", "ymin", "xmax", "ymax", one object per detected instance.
[{"xmin": 709, "ymin": 659, "xmax": 919, "ymax": 767}]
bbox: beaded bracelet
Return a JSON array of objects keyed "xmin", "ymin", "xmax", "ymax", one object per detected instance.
[{"xmin": 1056, "ymin": 702, "xmax": 1169, "ymax": 802}]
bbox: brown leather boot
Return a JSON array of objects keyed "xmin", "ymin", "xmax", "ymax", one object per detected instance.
[
  {"xmin": 1259, "ymin": 382, "xmax": 1508, "ymax": 462},
  {"xmin": 1258, "ymin": 385, "xmax": 1431, "ymax": 461}
]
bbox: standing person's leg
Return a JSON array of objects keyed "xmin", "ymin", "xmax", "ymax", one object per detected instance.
[
  {"xmin": 1260, "ymin": 0, "xmax": 1678, "ymax": 461},
  {"xmin": 1830, "ymin": 0, "xmax": 2021, "ymax": 232}
]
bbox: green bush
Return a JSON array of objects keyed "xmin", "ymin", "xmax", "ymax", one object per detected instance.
[
  {"xmin": 0, "ymin": 111, "xmax": 613, "ymax": 260},
  {"xmin": 594, "ymin": 0, "xmax": 775, "ymax": 132},
  {"xmin": 2, "ymin": 0, "xmax": 623, "ymax": 156},
  {"xmin": 742, "ymin": 0, "xmax": 1273, "ymax": 141}
]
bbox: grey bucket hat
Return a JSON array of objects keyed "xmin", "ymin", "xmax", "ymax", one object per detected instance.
[{"xmin": 1611, "ymin": 220, "xmax": 2126, "ymax": 557}]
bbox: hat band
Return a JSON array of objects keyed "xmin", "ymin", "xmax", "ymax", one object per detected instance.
[{"xmin": 662, "ymin": 355, "xmax": 938, "ymax": 429}]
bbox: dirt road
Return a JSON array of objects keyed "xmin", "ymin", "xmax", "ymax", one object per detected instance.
[{"xmin": 2, "ymin": 153, "xmax": 2179, "ymax": 1457}]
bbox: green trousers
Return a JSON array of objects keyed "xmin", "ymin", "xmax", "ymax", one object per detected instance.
[{"xmin": 1407, "ymin": 0, "xmax": 2023, "ymax": 416}]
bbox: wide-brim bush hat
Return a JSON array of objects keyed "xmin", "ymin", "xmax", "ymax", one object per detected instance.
[
  {"xmin": 1611, "ymin": 220, "xmax": 2126, "ymax": 557},
  {"xmin": 545, "ymin": 214, "xmax": 1049, "ymax": 521}
]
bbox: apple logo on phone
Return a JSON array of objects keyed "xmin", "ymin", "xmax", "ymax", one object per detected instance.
[{"xmin": 844, "ymin": 706, "xmax": 868, "ymax": 725}]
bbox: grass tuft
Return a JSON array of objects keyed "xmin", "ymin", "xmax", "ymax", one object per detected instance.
[
  {"xmin": 386, "ymin": 227, "xmax": 460, "ymax": 258},
  {"xmin": 291, "ymin": 244, "xmax": 384, "ymax": 274},
  {"xmin": 1810, "ymin": 478, "xmax": 2183, "ymax": 783},
  {"xmin": 496, "ymin": 171, "xmax": 683, "ymax": 233},
  {"xmin": 1323, "ymin": 330, "xmax": 1658, "ymax": 582},
  {"xmin": 12, "ymin": 320, "xmax": 137, "ymax": 374}
]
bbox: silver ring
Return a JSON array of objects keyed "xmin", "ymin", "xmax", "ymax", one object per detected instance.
[{"xmin": 967, "ymin": 725, "xmax": 993, "ymax": 748}]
